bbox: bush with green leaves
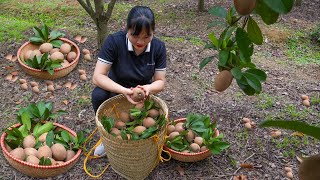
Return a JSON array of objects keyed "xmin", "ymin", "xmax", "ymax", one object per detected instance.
[
  {"xmin": 201, "ymin": 0, "xmax": 295, "ymax": 95},
  {"xmin": 30, "ymin": 23, "xmax": 65, "ymax": 48}
]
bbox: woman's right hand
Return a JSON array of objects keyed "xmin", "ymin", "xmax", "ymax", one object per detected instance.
[{"xmin": 122, "ymin": 88, "xmax": 138, "ymax": 104}]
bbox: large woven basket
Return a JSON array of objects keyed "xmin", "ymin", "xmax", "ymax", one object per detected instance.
[
  {"xmin": 95, "ymin": 94, "xmax": 169, "ymax": 180},
  {"xmin": 163, "ymin": 118, "xmax": 219, "ymax": 162},
  {"xmin": 0, "ymin": 123, "xmax": 82, "ymax": 178},
  {"xmin": 17, "ymin": 38, "xmax": 80, "ymax": 80}
]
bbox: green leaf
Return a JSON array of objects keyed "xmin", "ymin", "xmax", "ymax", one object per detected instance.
[
  {"xmin": 144, "ymin": 100, "xmax": 154, "ymax": 110},
  {"xmin": 49, "ymin": 30, "xmax": 65, "ymax": 40},
  {"xmin": 247, "ymin": 17, "xmax": 263, "ymax": 45},
  {"xmin": 101, "ymin": 116, "xmax": 114, "ymax": 133},
  {"xmin": 218, "ymin": 49, "xmax": 229, "ymax": 67},
  {"xmin": 37, "ymin": 101, "xmax": 46, "ymax": 117},
  {"xmin": 18, "ymin": 125, "xmax": 28, "ymax": 138},
  {"xmin": 207, "ymin": 20, "xmax": 225, "ymax": 29},
  {"xmin": 29, "ymin": 37, "xmax": 44, "ymax": 44},
  {"xmin": 231, "ymin": 67, "xmax": 242, "ymax": 80},
  {"xmin": 243, "ymin": 73, "xmax": 262, "ymax": 93},
  {"xmin": 255, "ymin": 0, "xmax": 279, "ymax": 25},
  {"xmin": 263, "ymin": 0, "xmax": 294, "ymax": 14},
  {"xmin": 171, "ymin": 143, "xmax": 188, "ymax": 152},
  {"xmin": 46, "ymin": 130, "xmax": 54, "ymax": 147},
  {"xmin": 208, "ymin": 141, "xmax": 230, "ymax": 154},
  {"xmin": 33, "ymin": 123, "xmax": 41, "ymax": 135},
  {"xmin": 199, "ymin": 56, "xmax": 214, "ymax": 70},
  {"xmin": 208, "ymin": 32, "xmax": 219, "ymax": 48},
  {"xmin": 236, "ymin": 28, "xmax": 253, "ymax": 59},
  {"xmin": 208, "ymin": 6, "xmax": 227, "ymax": 18},
  {"xmin": 34, "ymin": 27, "xmax": 45, "ymax": 40},
  {"xmin": 120, "ymin": 131, "xmax": 128, "ymax": 140},
  {"xmin": 21, "ymin": 112, "xmax": 31, "ymax": 131},
  {"xmin": 39, "ymin": 157, "xmax": 52, "ymax": 166},
  {"xmin": 41, "ymin": 24, "xmax": 49, "ymax": 41},
  {"xmin": 260, "ymin": 120, "xmax": 320, "ymax": 140},
  {"xmin": 131, "ymin": 133, "xmax": 140, "ymax": 140},
  {"xmin": 245, "ymin": 68, "xmax": 267, "ymax": 82},
  {"xmin": 50, "ymin": 40, "xmax": 63, "ymax": 48},
  {"xmin": 61, "ymin": 130, "xmax": 70, "ymax": 143},
  {"xmin": 141, "ymin": 126, "xmax": 158, "ymax": 139}
]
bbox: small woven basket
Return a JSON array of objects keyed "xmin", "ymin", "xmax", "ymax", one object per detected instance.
[
  {"xmin": 163, "ymin": 118, "xmax": 219, "ymax": 162},
  {"xmin": 17, "ymin": 38, "xmax": 80, "ymax": 80},
  {"xmin": 95, "ymin": 94, "xmax": 168, "ymax": 180},
  {"xmin": 0, "ymin": 123, "xmax": 82, "ymax": 178}
]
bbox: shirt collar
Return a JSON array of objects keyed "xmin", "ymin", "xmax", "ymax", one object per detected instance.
[{"xmin": 126, "ymin": 33, "xmax": 151, "ymax": 52}]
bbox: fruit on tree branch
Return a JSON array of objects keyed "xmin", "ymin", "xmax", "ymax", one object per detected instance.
[
  {"xmin": 234, "ymin": 0, "xmax": 256, "ymax": 15},
  {"xmin": 214, "ymin": 70, "xmax": 233, "ymax": 92}
]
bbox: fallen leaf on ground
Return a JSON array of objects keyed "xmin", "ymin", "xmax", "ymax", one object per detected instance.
[
  {"xmin": 70, "ymin": 83, "xmax": 77, "ymax": 90},
  {"xmin": 5, "ymin": 54, "xmax": 13, "ymax": 60},
  {"xmin": 64, "ymin": 82, "xmax": 72, "ymax": 88},
  {"xmin": 74, "ymin": 35, "xmax": 82, "ymax": 42},
  {"xmin": 240, "ymin": 163, "xmax": 254, "ymax": 169},
  {"xmin": 11, "ymin": 71, "xmax": 19, "ymax": 76},
  {"xmin": 81, "ymin": 96, "xmax": 89, "ymax": 100},
  {"xmin": 11, "ymin": 75, "xmax": 18, "ymax": 82},
  {"xmin": 233, "ymin": 174, "xmax": 247, "ymax": 180},
  {"xmin": 296, "ymin": 155, "xmax": 304, "ymax": 163},
  {"xmin": 291, "ymin": 132, "xmax": 304, "ymax": 137},
  {"xmin": 176, "ymin": 166, "xmax": 185, "ymax": 176},
  {"xmin": 80, "ymin": 36, "xmax": 87, "ymax": 43},
  {"xmin": 62, "ymin": 100, "xmax": 69, "ymax": 105}
]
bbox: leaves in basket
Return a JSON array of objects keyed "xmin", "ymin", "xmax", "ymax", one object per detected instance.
[
  {"xmin": 101, "ymin": 116, "xmax": 114, "ymax": 133},
  {"xmin": 45, "ymin": 130, "xmax": 54, "ymax": 147},
  {"xmin": 39, "ymin": 157, "xmax": 52, "ymax": 166}
]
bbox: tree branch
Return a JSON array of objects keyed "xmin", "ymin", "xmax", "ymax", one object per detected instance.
[
  {"xmin": 105, "ymin": 0, "xmax": 117, "ymax": 22},
  {"xmin": 94, "ymin": 0, "xmax": 104, "ymax": 19},
  {"xmin": 77, "ymin": 0, "xmax": 94, "ymax": 18}
]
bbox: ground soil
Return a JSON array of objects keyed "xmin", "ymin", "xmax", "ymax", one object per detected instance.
[{"xmin": 0, "ymin": 0, "xmax": 319, "ymax": 179}]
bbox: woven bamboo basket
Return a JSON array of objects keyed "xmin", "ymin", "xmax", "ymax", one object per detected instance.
[
  {"xmin": 95, "ymin": 94, "xmax": 169, "ymax": 180},
  {"xmin": 163, "ymin": 118, "xmax": 220, "ymax": 162},
  {"xmin": 17, "ymin": 38, "xmax": 80, "ymax": 80},
  {"xmin": 0, "ymin": 123, "xmax": 82, "ymax": 178}
]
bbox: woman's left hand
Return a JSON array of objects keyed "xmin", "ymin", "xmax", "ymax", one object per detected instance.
[{"xmin": 137, "ymin": 85, "xmax": 151, "ymax": 99}]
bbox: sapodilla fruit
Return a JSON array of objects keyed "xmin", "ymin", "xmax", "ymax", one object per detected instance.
[
  {"xmin": 39, "ymin": 43, "xmax": 53, "ymax": 53},
  {"xmin": 214, "ymin": 70, "xmax": 233, "ymax": 92},
  {"xmin": 234, "ymin": 0, "xmax": 256, "ymax": 15},
  {"xmin": 132, "ymin": 88, "xmax": 145, "ymax": 102}
]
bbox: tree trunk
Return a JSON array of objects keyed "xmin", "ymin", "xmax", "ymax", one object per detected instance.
[
  {"xmin": 198, "ymin": 0, "xmax": 205, "ymax": 12},
  {"xmin": 96, "ymin": 21, "xmax": 109, "ymax": 48},
  {"xmin": 77, "ymin": 0, "xmax": 117, "ymax": 49}
]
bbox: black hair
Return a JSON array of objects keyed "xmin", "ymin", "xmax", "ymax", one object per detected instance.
[{"xmin": 127, "ymin": 6, "xmax": 155, "ymax": 36}]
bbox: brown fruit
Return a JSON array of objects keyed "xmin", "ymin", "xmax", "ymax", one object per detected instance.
[
  {"xmin": 50, "ymin": 157, "xmax": 56, "ymax": 165},
  {"xmin": 133, "ymin": 126, "xmax": 146, "ymax": 135},
  {"xmin": 47, "ymin": 85, "xmax": 55, "ymax": 92},
  {"xmin": 214, "ymin": 70, "xmax": 233, "ymax": 92},
  {"xmin": 302, "ymin": 99, "xmax": 310, "ymax": 107},
  {"xmin": 148, "ymin": 109, "xmax": 159, "ymax": 118},
  {"xmin": 45, "ymin": 80, "xmax": 54, "ymax": 86},
  {"xmin": 21, "ymin": 83, "xmax": 28, "ymax": 90},
  {"xmin": 200, "ymin": 146, "xmax": 208, "ymax": 152},
  {"xmin": 39, "ymin": 43, "xmax": 53, "ymax": 53},
  {"xmin": 194, "ymin": 137, "xmax": 203, "ymax": 146},
  {"xmin": 50, "ymin": 51, "xmax": 64, "ymax": 61},
  {"xmin": 61, "ymin": 60, "xmax": 70, "ymax": 67},
  {"xmin": 286, "ymin": 171, "xmax": 293, "ymax": 179},
  {"xmin": 26, "ymin": 155, "xmax": 40, "ymax": 165},
  {"xmin": 242, "ymin": 117, "xmax": 251, "ymax": 124},
  {"xmin": 120, "ymin": 112, "xmax": 130, "ymax": 122},
  {"xmin": 168, "ymin": 131, "xmax": 179, "ymax": 140},
  {"xmin": 115, "ymin": 121, "xmax": 126, "ymax": 129},
  {"xmin": 135, "ymin": 103, "xmax": 144, "ymax": 110},
  {"xmin": 270, "ymin": 130, "xmax": 282, "ymax": 138},
  {"xmin": 10, "ymin": 147, "xmax": 25, "ymax": 160},
  {"xmin": 50, "ymin": 48, "xmax": 60, "ymax": 55},
  {"xmin": 143, "ymin": 117, "xmax": 156, "ymax": 128},
  {"xmin": 80, "ymin": 74, "xmax": 87, "ymax": 81},
  {"xmin": 82, "ymin": 49, "xmax": 90, "ymax": 55},
  {"xmin": 24, "ymin": 148, "xmax": 38, "ymax": 157},
  {"xmin": 56, "ymin": 161, "xmax": 65, "ymax": 165},
  {"xmin": 30, "ymin": 81, "xmax": 39, "ymax": 87},
  {"xmin": 234, "ymin": 0, "xmax": 256, "ymax": 16},
  {"xmin": 167, "ymin": 125, "xmax": 175, "ymax": 135},
  {"xmin": 23, "ymin": 135, "xmax": 36, "ymax": 148},
  {"xmin": 190, "ymin": 143, "xmax": 200, "ymax": 153},
  {"xmin": 24, "ymin": 50, "xmax": 33, "ymax": 60},
  {"xmin": 78, "ymin": 69, "xmax": 86, "ymax": 75},
  {"xmin": 37, "ymin": 145, "xmax": 52, "ymax": 159},
  {"xmin": 60, "ymin": 43, "xmax": 71, "ymax": 54},
  {"xmin": 39, "ymin": 132, "xmax": 48, "ymax": 142},
  {"xmin": 131, "ymin": 88, "xmax": 145, "ymax": 102},
  {"xmin": 175, "ymin": 124, "xmax": 185, "ymax": 133},
  {"xmin": 182, "ymin": 150, "xmax": 190, "ymax": 153},
  {"xmin": 299, "ymin": 154, "xmax": 320, "ymax": 180},
  {"xmin": 66, "ymin": 150, "xmax": 76, "ymax": 161},
  {"xmin": 19, "ymin": 79, "xmax": 27, "ymax": 84},
  {"xmin": 301, "ymin": 95, "xmax": 309, "ymax": 100},
  {"xmin": 84, "ymin": 54, "xmax": 91, "ymax": 61},
  {"xmin": 51, "ymin": 143, "xmax": 67, "ymax": 161},
  {"xmin": 66, "ymin": 51, "xmax": 77, "ymax": 62},
  {"xmin": 5, "ymin": 143, "xmax": 12, "ymax": 152},
  {"xmin": 32, "ymin": 50, "xmax": 42, "ymax": 57},
  {"xmin": 110, "ymin": 128, "xmax": 121, "ymax": 135},
  {"xmin": 244, "ymin": 122, "xmax": 252, "ymax": 130},
  {"xmin": 185, "ymin": 130, "xmax": 195, "ymax": 142},
  {"xmin": 285, "ymin": 167, "xmax": 292, "ymax": 172},
  {"xmin": 32, "ymin": 86, "xmax": 40, "ymax": 93}
]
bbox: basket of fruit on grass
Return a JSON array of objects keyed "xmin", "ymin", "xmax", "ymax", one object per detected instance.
[
  {"xmin": 163, "ymin": 113, "xmax": 229, "ymax": 162},
  {"xmin": 17, "ymin": 24, "xmax": 80, "ymax": 80},
  {"xmin": 94, "ymin": 91, "xmax": 168, "ymax": 180},
  {"xmin": 0, "ymin": 101, "xmax": 86, "ymax": 178}
]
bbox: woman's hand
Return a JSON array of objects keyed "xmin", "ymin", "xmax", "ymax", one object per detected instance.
[
  {"xmin": 137, "ymin": 85, "xmax": 151, "ymax": 98},
  {"xmin": 122, "ymin": 88, "xmax": 138, "ymax": 104}
]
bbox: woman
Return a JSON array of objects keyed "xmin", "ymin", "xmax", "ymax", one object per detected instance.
[{"xmin": 92, "ymin": 6, "xmax": 167, "ymax": 156}]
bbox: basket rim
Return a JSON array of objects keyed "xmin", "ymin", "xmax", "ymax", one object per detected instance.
[
  {"xmin": 163, "ymin": 118, "xmax": 219, "ymax": 157},
  {"xmin": 1, "ymin": 122, "xmax": 82, "ymax": 169},
  {"xmin": 17, "ymin": 37, "xmax": 80, "ymax": 72}
]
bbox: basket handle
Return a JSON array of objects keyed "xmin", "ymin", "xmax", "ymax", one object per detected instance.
[{"xmin": 83, "ymin": 127, "xmax": 110, "ymax": 178}]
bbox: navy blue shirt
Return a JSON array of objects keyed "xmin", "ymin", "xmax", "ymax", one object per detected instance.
[{"xmin": 98, "ymin": 31, "xmax": 166, "ymax": 88}]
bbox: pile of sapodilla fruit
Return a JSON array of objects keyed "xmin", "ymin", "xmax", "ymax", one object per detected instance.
[
  {"xmin": 24, "ymin": 42, "xmax": 77, "ymax": 67},
  {"xmin": 8, "ymin": 133, "xmax": 75, "ymax": 166}
]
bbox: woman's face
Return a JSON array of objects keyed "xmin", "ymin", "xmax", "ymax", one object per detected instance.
[{"xmin": 128, "ymin": 28, "xmax": 153, "ymax": 51}]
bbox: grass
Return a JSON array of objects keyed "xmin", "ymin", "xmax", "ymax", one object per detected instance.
[
  {"xmin": 256, "ymin": 93, "xmax": 276, "ymax": 109},
  {"xmin": 286, "ymin": 29, "xmax": 320, "ymax": 64},
  {"xmin": 311, "ymin": 95, "xmax": 320, "ymax": 105}
]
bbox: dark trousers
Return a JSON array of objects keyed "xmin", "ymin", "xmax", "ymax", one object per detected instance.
[{"xmin": 91, "ymin": 87, "xmax": 118, "ymax": 113}]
